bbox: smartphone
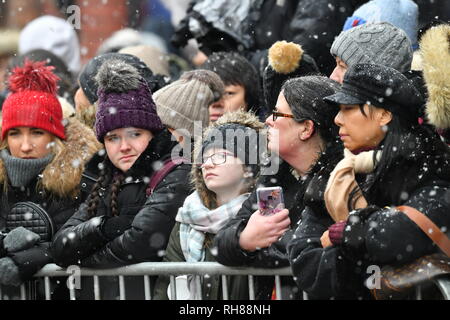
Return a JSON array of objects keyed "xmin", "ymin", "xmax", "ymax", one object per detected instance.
[{"xmin": 256, "ymin": 186, "xmax": 285, "ymax": 216}]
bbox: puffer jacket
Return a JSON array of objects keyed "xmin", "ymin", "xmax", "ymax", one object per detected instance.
[
  {"xmin": 51, "ymin": 129, "xmax": 192, "ymax": 268},
  {"xmin": 0, "ymin": 118, "xmax": 101, "ymax": 283}
]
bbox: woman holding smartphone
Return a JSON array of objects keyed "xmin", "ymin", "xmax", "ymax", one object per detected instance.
[
  {"xmin": 214, "ymin": 76, "xmax": 342, "ymax": 299},
  {"xmin": 153, "ymin": 110, "xmax": 264, "ymax": 300}
]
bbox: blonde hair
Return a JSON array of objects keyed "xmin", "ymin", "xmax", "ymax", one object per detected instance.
[{"xmin": 0, "ymin": 133, "xmax": 63, "ymax": 193}]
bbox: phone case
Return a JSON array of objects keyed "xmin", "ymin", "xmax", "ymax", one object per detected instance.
[{"xmin": 256, "ymin": 186, "xmax": 285, "ymax": 216}]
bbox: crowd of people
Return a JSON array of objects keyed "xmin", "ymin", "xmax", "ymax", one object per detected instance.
[{"xmin": 0, "ymin": 0, "xmax": 449, "ymax": 300}]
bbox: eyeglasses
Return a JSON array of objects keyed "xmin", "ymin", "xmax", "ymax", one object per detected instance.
[
  {"xmin": 197, "ymin": 151, "xmax": 233, "ymax": 168},
  {"xmin": 272, "ymin": 111, "xmax": 295, "ymax": 121}
]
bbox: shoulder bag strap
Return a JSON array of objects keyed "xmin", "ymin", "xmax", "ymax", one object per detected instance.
[
  {"xmin": 146, "ymin": 157, "xmax": 188, "ymax": 196},
  {"xmin": 397, "ymin": 205, "xmax": 450, "ymax": 257}
]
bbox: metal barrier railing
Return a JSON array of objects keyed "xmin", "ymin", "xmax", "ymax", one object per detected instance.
[
  {"xmin": 0, "ymin": 262, "xmax": 448, "ymax": 300},
  {"xmin": 33, "ymin": 262, "xmax": 294, "ymax": 300}
]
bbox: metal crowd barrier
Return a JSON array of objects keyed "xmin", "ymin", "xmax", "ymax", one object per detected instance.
[{"xmin": 0, "ymin": 262, "xmax": 449, "ymax": 300}]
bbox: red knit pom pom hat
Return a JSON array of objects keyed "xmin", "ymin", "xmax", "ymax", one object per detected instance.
[{"xmin": 1, "ymin": 59, "xmax": 65, "ymax": 140}]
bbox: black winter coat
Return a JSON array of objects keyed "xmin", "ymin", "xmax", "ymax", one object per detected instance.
[
  {"xmin": 174, "ymin": 0, "xmax": 367, "ymax": 76},
  {"xmin": 0, "ymin": 119, "xmax": 100, "ymax": 284},
  {"xmin": 214, "ymin": 144, "xmax": 343, "ymax": 299},
  {"xmin": 52, "ymin": 129, "xmax": 192, "ymax": 269},
  {"xmin": 288, "ymin": 133, "xmax": 450, "ymax": 300}
]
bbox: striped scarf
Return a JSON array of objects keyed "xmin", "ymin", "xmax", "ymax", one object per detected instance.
[{"xmin": 176, "ymin": 191, "xmax": 249, "ymax": 263}]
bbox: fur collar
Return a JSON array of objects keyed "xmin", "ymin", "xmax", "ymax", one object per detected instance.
[
  {"xmin": 0, "ymin": 118, "xmax": 102, "ymax": 198},
  {"xmin": 421, "ymin": 24, "xmax": 450, "ymax": 129}
]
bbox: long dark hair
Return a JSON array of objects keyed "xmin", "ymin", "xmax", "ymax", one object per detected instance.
[{"xmin": 349, "ymin": 108, "xmax": 450, "ymax": 209}]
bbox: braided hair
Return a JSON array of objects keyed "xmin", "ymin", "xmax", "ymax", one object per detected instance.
[{"xmin": 86, "ymin": 157, "xmax": 124, "ymax": 218}]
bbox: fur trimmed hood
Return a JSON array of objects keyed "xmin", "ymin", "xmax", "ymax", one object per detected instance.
[
  {"xmin": 0, "ymin": 117, "xmax": 102, "ymax": 198},
  {"xmin": 191, "ymin": 110, "xmax": 265, "ymax": 209},
  {"xmin": 421, "ymin": 24, "xmax": 450, "ymax": 129}
]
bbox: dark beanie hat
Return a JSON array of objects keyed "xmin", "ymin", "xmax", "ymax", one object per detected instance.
[
  {"xmin": 263, "ymin": 41, "xmax": 319, "ymax": 110},
  {"xmin": 2, "ymin": 59, "xmax": 65, "ymax": 140},
  {"xmin": 282, "ymin": 76, "xmax": 341, "ymax": 143},
  {"xmin": 324, "ymin": 63, "xmax": 424, "ymax": 124},
  {"xmin": 79, "ymin": 52, "xmax": 169, "ymax": 104},
  {"xmin": 94, "ymin": 59, "xmax": 164, "ymax": 142},
  {"xmin": 199, "ymin": 111, "xmax": 265, "ymax": 177}
]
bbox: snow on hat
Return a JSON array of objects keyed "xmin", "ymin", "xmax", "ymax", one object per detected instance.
[
  {"xmin": 324, "ymin": 63, "xmax": 424, "ymax": 124},
  {"xmin": 2, "ymin": 59, "xmax": 65, "ymax": 140},
  {"xmin": 79, "ymin": 52, "xmax": 169, "ymax": 105},
  {"xmin": 94, "ymin": 59, "xmax": 164, "ymax": 142},
  {"xmin": 331, "ymin": 22, "xmax": 413, "ymax": 73},
  {"xmin": 153, "ymin": 69, "xmax": 224, "ymax": 139},
  {"xmin": 263, "ymin": 41, "xmax": 319, "ymax": 110},
  {"xmin": 343, "ymin": 0, "xmax": 419, "ymax": 49}
]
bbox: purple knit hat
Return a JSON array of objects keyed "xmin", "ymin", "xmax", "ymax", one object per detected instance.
[{"xmin": 94, "ymin": 59, "xmax": 164, "ymax": 141}]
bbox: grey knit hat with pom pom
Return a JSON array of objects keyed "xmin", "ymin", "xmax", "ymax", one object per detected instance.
[{"xmin": 94, "ymin": 59, "xmax": 164, "ymax": 141}]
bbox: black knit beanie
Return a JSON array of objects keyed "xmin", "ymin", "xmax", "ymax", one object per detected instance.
[
  {"xmin": 201, "ymin": 123, "xmax": 261, "ymax": 177},
  {"xmin": 79, "ymin": 52, "xmax": 169, "ymax": 104}
]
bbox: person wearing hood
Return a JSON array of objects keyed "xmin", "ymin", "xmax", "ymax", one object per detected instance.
[
  {"xmin": 153, "ymin": 110, "xmax": 264, "ymax": 300},
  {"xmin": 18, "ymin": 15, "xmax": 81, "ymax": 78},
  {"xmin": 153, "ymin": 69, "xmax": 225, "ymax": 152},
  {"xmin": 420, "ymin": 23, "xmax": 450, "ymax": 144},
  {"xmin": 288, "ymin": 63, "xmax": 450, "ymax": 299},
  {"xmin": 0, "ymin": 59, "xmax": 100, "ymax": 297},
  {"xmin": 51, "ymin": 59, "xmax": 191, "ymax": 300},
  {"xmin": 74, "ymin": 52, "xmax": 170, "ymax": 128},
  {"xmin": 214, "ymin": 75, "xmax": 342, "ymax": 299}
]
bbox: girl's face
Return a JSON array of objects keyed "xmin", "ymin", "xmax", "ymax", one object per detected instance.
[
  {"xmin": 7, "ymin": 127, "xmax": 54, "ymax": 159},
  {"xmin": 200, "ymin": 148, "xmax": 245, "ymax": 195},
  {"xmin": 104, "ymin": 127, "xmax": 153, "ymax": 172},
  {"xmin": 265, "ymin": 91, "xmax": 306, "ymax": 157},
  {"xmin": 209, "ymin": 84, "xmax": 247, "ymax": 123},
  {"xmin": 334, "ymin": 104, "xmax": 392, "ymax": 152}
]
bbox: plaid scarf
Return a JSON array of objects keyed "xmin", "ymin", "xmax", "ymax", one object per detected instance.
[
  {"xmin": 176, "ymin": 191, "xmax": 249, "ymax": 263},
  {"xmin": 175, "ymin": 191, "xmax": 249, "ymax": 299}
]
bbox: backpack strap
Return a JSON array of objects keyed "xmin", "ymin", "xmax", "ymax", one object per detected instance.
[
  {"xmin": 397, "ymin": 205, "xmax": 450, "ymax": 257},
  {"xmin": 146, "ymin": 157, "xmax": 188, "ymax": 196}
]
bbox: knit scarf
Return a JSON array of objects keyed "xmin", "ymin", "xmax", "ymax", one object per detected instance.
[
  {"xmin": 175, "ymin": 191, "xmax": 249, "ymax": 299},
  {"xmin": 1, "ymin": 150, "xmax": 53, "ymax": 187}
]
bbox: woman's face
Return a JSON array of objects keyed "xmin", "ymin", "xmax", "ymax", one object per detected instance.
[
  {"xmin": 209, "ymin": 84, "xmax": 247, "ymax": 123},
  {"xmin": 200, "ymin": 147, "xmax": 245, "ymax": 195},
  {"xmin": 334, "ymin": 104, "xmax": 391, "ymax": 152},
  {"xmin": 329, "ymin": 57, "xmax": 348, "ymax": 84},
  {"xmin": 265, "ymin": 91, "xmax": 304, "ymax": 157},
  {"xmin": 7, "ymin": 127, "xmax": 54, "ymax": 159},
  {"xmin": 104, "ymin": 127, "xmax": 153, "ymax": 172}
]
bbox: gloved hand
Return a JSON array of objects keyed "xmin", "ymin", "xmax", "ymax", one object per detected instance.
[
  {"xmin": 101, "ymin": 215, "xmax": 134, "ymax": 241},
  {"xmin": 4, "ymin": 227, "xmax": 40, "ymax": 253},
  {"xmin": 328, "ymin": 220, "xmax": 347, "ymax": 245},
  {"xmin": 0, "ymin": 257, "xmax": 22, "ymax": 287}
]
